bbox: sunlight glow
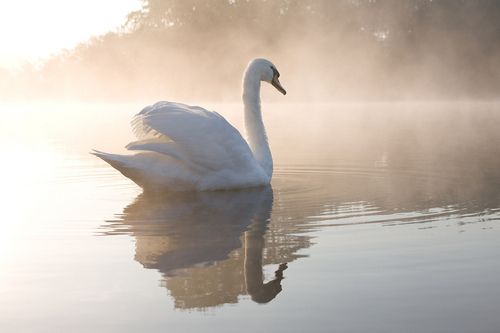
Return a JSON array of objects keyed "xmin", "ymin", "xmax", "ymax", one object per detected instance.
[
  {"xmin": 0, "ymin": 0, "xmax": 141, "ymax": 69},
  {"xmin": 0, "ymin": 141, "xmax": 58, "ymax": 265}
]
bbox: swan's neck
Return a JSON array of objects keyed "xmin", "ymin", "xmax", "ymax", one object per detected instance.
[{"xmin": 243, "ymin": 71, "xmax": 273, "ymax": 178}]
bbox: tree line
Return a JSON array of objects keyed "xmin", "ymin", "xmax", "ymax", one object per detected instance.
[{"xmin": 3, "ymin": 0, "xmax": 500, "ymax": 101}]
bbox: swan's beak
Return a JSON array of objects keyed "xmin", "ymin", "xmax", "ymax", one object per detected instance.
[{"xmin": 272, "ymin": 77, "xmax": 287, "ymax": 95}]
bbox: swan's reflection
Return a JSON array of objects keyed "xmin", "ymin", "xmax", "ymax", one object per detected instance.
[
  {"xmin": 104, "ymin": 154, "xmax": 500, "ymax": 309},
  {"xmin": 107, "ymin": 187, "xmax": 288, "ymax": 309}
]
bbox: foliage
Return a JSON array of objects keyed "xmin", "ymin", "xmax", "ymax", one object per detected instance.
[{"xmin": 3, "ymin": 0, "xmax": 500, "ymax": 101}]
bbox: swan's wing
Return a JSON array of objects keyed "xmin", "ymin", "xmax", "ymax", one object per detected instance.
[
  {"xmin": 126, "ymin": 139, "xmax": 185, "ymax": 163},
  {"xmin": 129, "ymin": 101, "xmax": 256, "ymax": 171}
]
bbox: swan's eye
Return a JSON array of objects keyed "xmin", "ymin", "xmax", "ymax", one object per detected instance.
[{"xmin": 270, "ymin": 66, "xmax": 280, "ymax": 78}]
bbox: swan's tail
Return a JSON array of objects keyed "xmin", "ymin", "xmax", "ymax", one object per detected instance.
[
  {"xmin": 90, "ymin": 149, "xmax": 197, "ymax": 191},
  {"xmin": 90, "ymin": 149, "xmax": 128, "ymax": 169},
  {"xmin": 91, "ymin": 149, "xmax": 149, "ymax": 189}
]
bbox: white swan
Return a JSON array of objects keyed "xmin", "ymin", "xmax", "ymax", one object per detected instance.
[{"xmin": 92, "ymin": 58, "xmax": 286, "ymax": 191}]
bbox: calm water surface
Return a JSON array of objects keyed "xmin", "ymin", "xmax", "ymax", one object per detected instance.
[{"xmin": 0, "ymin": 103, "xmax": 499, "ymax": 332}]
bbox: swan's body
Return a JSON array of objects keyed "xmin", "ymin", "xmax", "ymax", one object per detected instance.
[{"xmin": 92, "ymin": 58, "xmax": 286, "ymax": 191}]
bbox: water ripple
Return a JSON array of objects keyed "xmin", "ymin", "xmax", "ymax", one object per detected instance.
[{"xmin": 272, "ymin": 164, "xmax": 500, "ymax": 230}]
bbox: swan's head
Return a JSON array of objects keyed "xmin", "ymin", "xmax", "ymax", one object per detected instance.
[{"xmin": 247, "ymin": 58, "xmax": 287, "ymax": 95}]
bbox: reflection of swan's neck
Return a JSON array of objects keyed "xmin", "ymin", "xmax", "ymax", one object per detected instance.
[
  {"xmin": 243, "ymin": 69, "xmax": 273, "ymax": 178},
  {"xmin": 243, "ymin": 188, "xmax": 285, "ymax": 303},
  {"xmin": 244, "ymin": 221, "xmax": 286, "ymax": 304}
]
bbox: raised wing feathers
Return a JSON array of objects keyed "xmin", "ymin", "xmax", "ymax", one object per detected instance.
[{"xmin": 129, "ymin": 101, "xmax": 255, "ymax": 171}]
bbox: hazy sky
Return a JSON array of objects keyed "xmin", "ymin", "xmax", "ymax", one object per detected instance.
[{"xmin": 0, "ymin": 0, "xmax": 141, "ymax": 69}]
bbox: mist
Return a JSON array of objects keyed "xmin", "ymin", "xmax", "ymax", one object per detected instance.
[
  {"xmin": 3, "ymin": 1, "xmax": 500, "ymax": 329},
  {"xmin": 2, "ymin": 0, "xmax": 500, "ymax": 102}
]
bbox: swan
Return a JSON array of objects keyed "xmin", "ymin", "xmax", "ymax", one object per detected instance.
[{"xmin": 92, "ymin": 58, "xmax": 286, "ymax": 191}]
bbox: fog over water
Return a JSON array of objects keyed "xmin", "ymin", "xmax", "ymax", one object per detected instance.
[
  {"xmin": 1, "ymin": 1, "xmax": 500, "ymax": 332},
  {"xmin": 1, "ymin": 102, "xmax": 500, "ymax": 332},
  {"xmin": 2, "ymin": 0, "xmax": 500, "ymax": 102}
]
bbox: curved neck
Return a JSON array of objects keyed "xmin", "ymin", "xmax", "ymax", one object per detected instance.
[
  {"xmin": 243, "ymin": 188, "xmax": 284, "ymax": 304},
  {"xmin": 242, "ymin": 70, "xmax": 273, "ymax": 178}
]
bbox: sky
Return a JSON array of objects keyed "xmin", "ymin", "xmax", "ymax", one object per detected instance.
[{"xmin": 0, "ymin": 0, "xmax": 141, "ymax": 69}]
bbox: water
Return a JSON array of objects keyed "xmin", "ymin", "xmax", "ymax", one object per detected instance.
[{"xmin": 1, "ymin": 102, "xmax": 500, "ymax": 332}]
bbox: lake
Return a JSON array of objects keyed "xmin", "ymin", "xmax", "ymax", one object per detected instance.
[{"xmin": 1, "ymin": 102, "xmax": 499, "ymax": 332}]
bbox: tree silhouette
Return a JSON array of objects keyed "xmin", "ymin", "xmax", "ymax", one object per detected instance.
[{"xmin": 4, "ymin": 0, "xmax": 500, "ymax": 101}]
